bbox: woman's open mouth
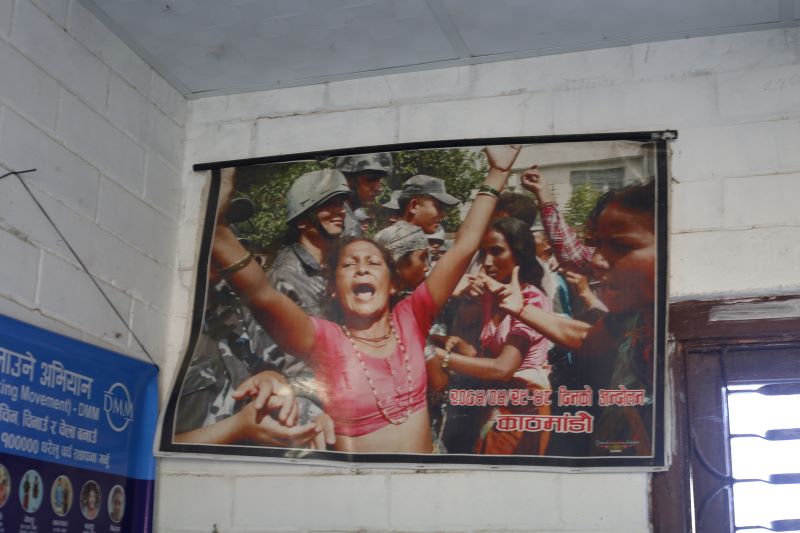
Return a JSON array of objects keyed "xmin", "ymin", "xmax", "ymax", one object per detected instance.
[{"xmin": 352, "ymin": 282, "xmax": 376, "ymax": 302}]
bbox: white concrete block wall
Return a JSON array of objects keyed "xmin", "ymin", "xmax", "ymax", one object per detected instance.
[
  {"xmin": 0, "ymin": 0, "xmax": 186, "ymax": 366},
  {"xmin": 166, "ymin": 26, "xmax": 800, "ymax": 533}
]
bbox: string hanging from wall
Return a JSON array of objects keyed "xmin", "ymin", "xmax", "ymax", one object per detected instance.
[{"xmin": 0, "ymin": 168, "xmax": 158, "ymax": 367}]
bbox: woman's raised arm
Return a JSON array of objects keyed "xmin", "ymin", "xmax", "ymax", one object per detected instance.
[
  {"xmin": 211, "ymin": 170, "xmax": 315, "ymax": 358},
  {"xmin": 425, "ymin": 145, "xmax": 521, "ymax": 308}
]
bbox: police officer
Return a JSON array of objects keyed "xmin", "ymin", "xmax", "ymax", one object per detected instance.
[
  {"xmin": 335, "ymin": 152, "xmax": 393, "ymax": 236},
  {"xmin": 384, "ymin": 175, "xmax": 459, "ymax": 235},
  {"xmin": 268, "ymin": 169, "xmax": 351, "ymax": 316}
]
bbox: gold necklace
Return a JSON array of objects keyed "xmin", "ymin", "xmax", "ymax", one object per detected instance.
[{"xmin": 342, "ymin": 318, "xmax": 413, "ymax": 425}]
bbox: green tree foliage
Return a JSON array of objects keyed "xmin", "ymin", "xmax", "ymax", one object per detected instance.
[
  {"xmin": 390, "ymin": 148, "xmax": 487, "ymax": 232},
  {"xmin": 563, "ymin": 182, "xmax": 602, "ymax": 231},
  {"xmin": 232, "ymin": 161, "xmax": 326, "ymax": 257},
  {"xmin": 228, "ymin": 148, "xmax": 488, "ymax": 258}
]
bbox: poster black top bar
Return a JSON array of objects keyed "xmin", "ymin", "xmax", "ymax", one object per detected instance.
[{"xmin": 193, "ymin": 130, "xmax": 678, "ymax": 172}]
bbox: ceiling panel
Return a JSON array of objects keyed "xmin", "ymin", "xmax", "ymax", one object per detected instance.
[
  {"xmin": 442, "ymin": 0, "xmax": 783, "ymax": 56},
  {"xmin": 81, "ymin": 0, "xmax": 799, "ymax": 97}
]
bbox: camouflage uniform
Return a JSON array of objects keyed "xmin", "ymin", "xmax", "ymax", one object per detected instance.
[
  {"xmin": 336, "ymin": 153, "xmax": 393, "ymax": 237},
  {"xmin": 175, "ymin": 282, "xmax": 318, "ymax": 436},
  {"xmin": 268, "ymin": 243, "xmax": 326, "ymax": 317}
]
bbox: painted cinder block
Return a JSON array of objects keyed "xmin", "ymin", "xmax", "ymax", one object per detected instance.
[
  {"xmin": 670, "ymin": 178, "xmax": 724, "ymax": 232},
  {"xmin": 144, "ymin": 153, "xmax": 183, "ymax": 220},
  {"xmin": 397, "ymin": 92, "xmax": 554, "ymax": 143},
  {"xmin": 57, "ymin": 90, "xmax": 146, "ymax": 195},
  {"xmin": 0, "ymin": 109, "xmax": 100, "ymax": 219},
  {"xmin": 232, "ymin": 474, "xmax": 389, "ymax": 530},
  {"xmin": 185, "ymin": 120, "xmax": 253, "ymax": 164},
  {"xmin": 107, "ymin": 73, "xmax": 152, "ymax": 146},
  {"xmin": 718, "ymin": 64, "xmax": 800, "ymax": 122},
  {"xmin": 37, "ymin": 251, "xmax": 133, "ymax": 344},
  {"xmin": 254, "ymin": 107, "xmax": 397, "ymax": 156},
  {"xmin": 0, "ymin": 229, "xmax": 39, "ymax": 305},
  {"xmin": 671, "ymin": 226, "xmax": 800, "ymax": 297},
  {"xmin": 67, "ymin": 1, "xmax": 153, "ymax": 98},
  {"xmin": 630, "ymin": 29, "xmax": 796, "ymax": 83},
  {"xmin": 384, "ymin": 65, "xmax": 471, "ymax": 105},
  {"xmin": 146, "ymin": 106, "xmax": 184, "ymax": 170},
  {"xmin": 0, "ymin": 295, "xmax": 83, "ymax": 342},
  {"xmin": 389, "ymin": 471, "xmax": 560, "ymax": 530},
  {"xmin": 722, "ymin": 172, "xmax": 800, "ymax": 228},
  {"xmin": 187, "ymin": 95, "xmax": 228, "ymax": 125},
  {"xmin": 224, "ymin": 83, "xmax": 327, "ymax": 122},
  {"xmin": 470, "ymin": 45, "xmax": 633, "ymax": 99},
  {"xmin": 129, "ymin": 300, "xmax": 169, "ymax": 365},
  {"xmin": 559, "ymin": 473, "xmax": 649, "ymax": 528},
  {"xmin": 97, "ymin": 177, "xmax": 177, "ymax": 265},
  {"xmin": 149, "ymin": 70, "xmax": 187, "ymax": 126},
  {"xmin": 552, "ymin": 76, "xmax": 719, "ymax": 133},
  {"xmin": 0, "ymin": 38, "xmax": 60, "ymax": 131},
  {"xmin": 0, "ymin": 179, "xmax": 173, "ymax": 312},
  {"xmin": 671, "ymin": 120, "xmax": 800, "ymax": 182},
  {"xmin": 326, "ymin": 75, "xmax": 396, "ymax": 110},
  {"xmin": 157, "ymin": 474, "xmax": 234, "ymax": 532},
  {"xmin": 12, "ymin": 0, "xmax": 110, "ymax": 113},
  {"xmin": 0, "ymin": 176, "xmax": 74, "ymax": 257}
]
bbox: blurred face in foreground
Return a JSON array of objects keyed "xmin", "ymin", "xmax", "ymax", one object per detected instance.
[{"xmin": 589, "ymin": 201, "xmax": 655, "ymax": 313}]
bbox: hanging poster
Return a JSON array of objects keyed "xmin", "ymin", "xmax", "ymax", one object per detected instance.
[
  {"xmin": 160, "ymin": 133, "xmax": 670, "ymax": 469},
  {"xmin": 0, "ymin": 314, "xmax": 159, "ymax": 532}
]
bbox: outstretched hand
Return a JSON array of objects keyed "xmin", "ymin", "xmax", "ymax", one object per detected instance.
[
  {"xmin": 233, "ymin": 371, "xmax": 298, "ymax": 426},
  {"xmin": 520, "ymin": 165, "xmax": 553, "ymax": 203},
  {"xmin": 484, "ymin": 145, "xmax": 522, "ymax": 172},
  {"xmin": 478, "ymin": 266, "xmax": 525, "ymax": 317}
]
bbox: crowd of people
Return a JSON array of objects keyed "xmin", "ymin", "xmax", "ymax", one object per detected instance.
[{"xmin": 174, "ymin": 145, "xmax": 657, "ymax": 457}]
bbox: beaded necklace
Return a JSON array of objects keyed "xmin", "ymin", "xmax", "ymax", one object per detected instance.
[{"xmin": 341, "ymin": 318, "xmax": 413, "ymax": 425}]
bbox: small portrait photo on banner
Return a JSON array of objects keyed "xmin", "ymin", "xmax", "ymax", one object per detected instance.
[{"xmin": 160, "ymin": 134, "xmax": 670, "ymax": 470}]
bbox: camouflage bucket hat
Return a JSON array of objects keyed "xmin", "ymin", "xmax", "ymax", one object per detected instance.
[
  {"xmin": 286, "ymin": 169, "xmax": 351, "ymax": 222},
  {"xmin": 335, "ymin": 152, "xmax": 393, "ymax": 174},
  {"xmin": 398, "ymin": 175, "xmax": 459, "ymax": 206},
  {"xmin": 374, "ymin": 221, "xmax": 429, "ymax": 262}
]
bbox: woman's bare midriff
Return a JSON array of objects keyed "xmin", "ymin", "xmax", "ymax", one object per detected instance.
[{"xmin": 334, "ymin": 408, "xmax": 433, "ymax": 453}]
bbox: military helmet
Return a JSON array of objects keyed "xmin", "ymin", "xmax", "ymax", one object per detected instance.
[
  {"xmin": 286, "ymin": 169, "xmax": 351, "ymax": 223},
  {"xmin": 335, "ymin": 152, "xmax": 393, "ymax": 175}
]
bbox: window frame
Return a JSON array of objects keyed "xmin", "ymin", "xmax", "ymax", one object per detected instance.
[{"xmin": 652, "ymin": 295, "xmax": 800, "ymax": 532}]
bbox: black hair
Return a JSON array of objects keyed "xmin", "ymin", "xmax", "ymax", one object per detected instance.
[
  {"xmin": 486, "ymin": 217, "xmax": 544, "ymax": 291},
  {"xmin": 322, "ymin": 236, "xmax": 399, "ymax": 320},
  {"xmin": 496, "ymin": 192, "xmax": 538, "ymax": 226},
  {"xmin": 586, "ymin": 180, "xmax": 656, "ymax": 233}
]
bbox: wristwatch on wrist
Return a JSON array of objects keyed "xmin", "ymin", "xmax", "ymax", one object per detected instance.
[{"xmin": 440, "ymin": 350, "xmax": 451, "ymax": 369}]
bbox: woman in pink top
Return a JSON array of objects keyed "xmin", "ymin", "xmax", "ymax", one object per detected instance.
[
  {"xmin": 210, "ymin": 145, "xmax": 521, "ymax": 453},
  {"xmin": 430, "ymin": 217, "xmax": 552, "ymax": 455}
]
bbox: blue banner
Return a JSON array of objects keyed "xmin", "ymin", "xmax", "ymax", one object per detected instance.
[{"xmin": 0, "ymin": 314, "xmax": 158, "ymax": 532}]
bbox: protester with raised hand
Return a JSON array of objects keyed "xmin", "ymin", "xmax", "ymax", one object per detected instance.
[
  {"xmin": 210, "ymin": 145, "xmax": 521, "ymax": 453},
  {"xmin": 480, "ymin": 181, "xmax": 657, "ymax": 455}
]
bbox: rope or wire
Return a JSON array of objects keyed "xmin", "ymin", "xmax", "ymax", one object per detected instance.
[{"xmin": 0, "ymin": 169, "xmax": 158, "ymax": 367}]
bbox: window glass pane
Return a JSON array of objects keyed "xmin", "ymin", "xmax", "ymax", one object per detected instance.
[
  {"xmin": 727, "ymin": 386, "xmax": 800, "ymax": 436},
  {"xmin": 732, "ymin": 481, "xmax": 800, "ymax": 529},
  {"xmin": 728, "ymin": 383, "xmax": 800, "ymax": 530},
  {"xmin": 731, "ymin": 436, "xmax": 800, "ymax": 480}
]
